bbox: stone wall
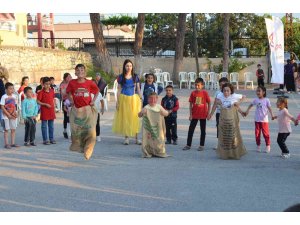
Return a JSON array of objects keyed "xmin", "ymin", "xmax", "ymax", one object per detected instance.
[
  {"xmin": 110, "ymin": 56, "xmax": 269, "ymax": 83},
  {"xmin": 0, "ymin": 46, "xmax": 92, "ymax": 84}
]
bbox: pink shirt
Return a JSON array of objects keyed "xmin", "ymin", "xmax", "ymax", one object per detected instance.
[
  {"xmin": 277, "ymin": 108, "xmax": 294, "ymax": 133},
  {"xmin": 252, "ymin": 98, "xmax": 271, "ymax": 122}
]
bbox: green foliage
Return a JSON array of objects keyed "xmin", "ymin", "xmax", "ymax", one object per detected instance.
[
  {"xmin": 55, "ymin": 42, "xmax": 66, "ymax": 50},
  {"xmin": 86, "ymin": 64, "xmax": 115, "ymax": 86},
  {"xmin": 101, "ymin": 15, "xmax": 137, "ymax": 26},
  {"xmin": 212, "ymin": 58, "xmax": 255, "ymax": 73}
]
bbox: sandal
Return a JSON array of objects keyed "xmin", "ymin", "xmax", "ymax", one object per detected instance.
[
  {"xmin": 123, "ymin": 138, "xmax": 129, "ymax": 145},
  {"xmin": 4, "ymin": 145, "xmax": 11, "ymax": 149},
  {"xmin": 11, "ymin": 144, "xmax": 20, "ymax": 148}
]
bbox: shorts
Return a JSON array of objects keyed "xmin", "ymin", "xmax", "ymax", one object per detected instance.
[{"xmin": 1, "ymin": 119, "xmax": 17, "ymax": 130}]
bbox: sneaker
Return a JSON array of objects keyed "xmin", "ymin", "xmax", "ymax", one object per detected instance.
[
  {"xmin": 24, "ymin": 142, "xmax": 30, "ymax": 147},
  {"xmin": 43, "ymin": 141, "xmax": 50, "ymax": 145},
  {"xmin": 4, "ymin": 144, "xmax": 11, "ymax": 149},
  {"xmin": 63, "ymin": 131, "xmax": 68, "ymax": 139},
  {"xmin": 197, "ymin": 146, "xmax": 204, "ymax": 151},
  {"xmin": 173, "ymin": 141, "xmax": 178, "ymax": 145},
  {"xmin": 50, "ymin": 140, "xmax": 56, "ymax": 144},
  {"xmin": 30, "ymin": 142, "xmax": 37, "ymax": 146},
  {"xmin": 256, "ymin": 145, "xmax": 261, "ymax": 152},
  {"xmin": 281, "ymin": 153, "xmax": 290, "ymax": 159},
  {"xmin": 165, "ymin": 140, "xmax": 171, "ymax": 144},
  {"xmin": 123, "ymin": 138, "xmax": 129, "ymax": 145},
  {"xmin": 265, "ymin": 145, "xmax": 271, "ymax": 153},
  {"xmin": 135, "ymin": 139, "xmax": 142, "ymax": 145},
  {"xmin": 96, "ymin": 136, "xmax": 101, "ymax": 142},
  {"xmin": 182, "ymin": 145, "xmax": 191, "ymax": 151}
]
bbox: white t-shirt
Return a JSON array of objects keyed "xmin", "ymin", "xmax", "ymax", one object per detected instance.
[
  {"xmin": 214, "ymin": 90, "xmax": 222, "ymax": 114},
  {"xmin": 252, "ymin": 98, "xmax": 271, "ymax": 122},
  {"xmin": 216, "ymin": 93, "xmax": 243, "ymax": 108},
  {"xmin": 0, "ymin": 94, "xmax": 18, "ymax": 120},
  {"xmin": 94, "ymin": 92, "xmax": 103, "ymax": 113}
]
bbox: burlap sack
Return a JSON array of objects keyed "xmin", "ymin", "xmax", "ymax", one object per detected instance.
[
  {"xmin": 69, "ymin": 105, "xmax": 98, "ymax": 160},
  {"xmin": 142, "ymin": 105, "xmax": 169, "ymax": 158},
  {"xmin": 217, "ymin": 107, "xmax": 247, "ymax": 160}
]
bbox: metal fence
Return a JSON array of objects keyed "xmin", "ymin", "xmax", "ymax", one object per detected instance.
[{"xmin": 26, "ymin": 37, "xmax": 269, "ymax": 58}]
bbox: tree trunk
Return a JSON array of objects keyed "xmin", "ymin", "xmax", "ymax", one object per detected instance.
[
  {"xmin": 173, "ymin": 13, "xmax": 187, "ymax": 83},
  {"xmin": 134, "ymin": 13, "xmax": 145, "ymax": 76},
  {"xmin": 192, "ymin": 13, "xmax": 200, "ymax": 75},
  {"xmin": 89, "ymin": 13, "xmax": 112, "ymax": 74},
  {"xmin": 222, "ymin": 13, "xmax": 230, "ymax": 72}
]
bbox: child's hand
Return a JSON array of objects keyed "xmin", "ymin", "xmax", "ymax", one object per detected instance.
[
  {"xmin": 294, "ymin": 120, "xmax": 298, "ymax": 126},
  {"xmin": 207, "ymin": 114, "xmax": 211, "ymax": 120},
  {"xmin": 90, "ymin": 101, "xmax": 95, "ymax": 106},
  {"xmin": 272, "ymin": 116, "xmax": 277, "ymax": 120},
  {"xmin": 45, "ymin": 104, "xmax": 51, "ymax": 108},
  {"xmin": 189, "ymin": 115, "xmax": 192, "ymax": 121},
  {"xmin": 116, "ymin": 102, "xmax": 119, "ymax": 110},
  {"xmin": 101, "ymin": 108, "xmax": 104, "ymax": 115}
]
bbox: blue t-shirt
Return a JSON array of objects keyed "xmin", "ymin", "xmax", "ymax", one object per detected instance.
[
  {"xmin": 22, "ymin": 98, "xmax": 39, "ymax": 118},
  {"xmin": 117, "ymin": 74, "xmax": 140, "ymax": 96}
]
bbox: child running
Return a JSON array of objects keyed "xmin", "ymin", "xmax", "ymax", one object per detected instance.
[
  {"xmin": 22, "ymin": 87, "xmax": 39, "ymax": 146},
  {"xmin": 243, "ymin": 86, "xmax": 274, "ymax": 153},
  {"xmin": 182, "ymin": 78, "xmax": 211, "ymax": 151},
  {"xmin": 272, "ymin": 97, "xmax": 298, "ymax": 159}
]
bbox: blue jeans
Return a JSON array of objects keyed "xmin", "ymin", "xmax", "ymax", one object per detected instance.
[{"xmin": 41, "ymin": 120, "xmax": 54, "ymax": 141}]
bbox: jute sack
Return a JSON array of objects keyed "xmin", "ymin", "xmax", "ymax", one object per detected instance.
[
  {"xmin": 217, "ymin": 107, "xmax": 247, "ymax": 160},
  {"xmin": 69, "ymin": 105, "xmax": 98, "ymax": 160}
]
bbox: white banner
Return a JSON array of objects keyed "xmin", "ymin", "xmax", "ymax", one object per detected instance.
[{"xmin": 265, "ymin": 16, "xmax": 284, "ymax": 84}]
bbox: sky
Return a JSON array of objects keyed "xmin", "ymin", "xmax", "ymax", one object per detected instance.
[{"xmin": 53, "ymin": 13, "xmax": 300, "ymax": 24}]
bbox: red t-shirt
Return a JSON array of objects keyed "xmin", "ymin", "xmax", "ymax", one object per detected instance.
[
  {"xmin": 66, "ymin": 79, "xmax": 99, "ymax": 108},
  {"xmin": 37, "ymin": 88, "xmax": 56, "ymax": 120},
  {"xmin": 189, "ymin": 90, "xmax": 210, "ymax": 119}
]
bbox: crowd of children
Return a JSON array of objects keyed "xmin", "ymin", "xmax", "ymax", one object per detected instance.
[{"xmin": 1, "ymin": 60, "xmax": 300, "ymax": 161}]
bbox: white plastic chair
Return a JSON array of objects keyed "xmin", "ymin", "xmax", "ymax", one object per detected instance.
[
  {"xmin": 155, "ymin": 73, "xmax": 164, "ymax": 88},
  {"xmin": 199, "ymin": 72, "xmax": 208, "ymax": 88},
  {"xmin": 188, "ymin": 72, "xmax": 196, "ymax": 89},
  {"xmin": 244, "ymin": 72, "xmax": 254, "ymax": 90},
  {"xmin": 107, "ymin": 79, "xmax": 118, "ymax": 102},
  {"xmin": 162, "ymin": 72, "xmax": 173, "ymax": 86},
  {"xmin": 153, "ymin": 68, "xmax": 162, "ymax": 74},
  {"xmin": 179, "ymin": 72, "xmax": 188, "ymax": 89},
  {"xmin": 207, "ymin": 72, "xmax": 219, "ymax": 90},
  {"xmin": 103, "ymin": 86, "xmax": 108, "ymax": 111},
  {"xmin": 230, "ymin": 72, "xmax": 239, "ymax": 90},
  {"xmin": 220, "ymin": 72, "xmax": 228, "ymax": 79}
]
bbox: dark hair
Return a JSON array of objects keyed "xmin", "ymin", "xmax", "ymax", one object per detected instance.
[
  {"xmin": 145, "ymin": 73, "xmax": 156, "ymax": 82},
  {"xmin": 277, "ymin": 96, "xmax": 288, "ymax": 109},
  {"xmin": 5, "ymin": 82, "xmax": 13, "ymax": 89},
  {"xmin": 257, "ymin": 64, "xmax": 261, "ymax": 67},
  {"xmin": 121, "ymin": 59, "xmax": 136, "ymax": 85},
  {"xmin": 221, "ymin": 82, "xmax": 235, "ymax": 94},
  {"xmin": 75, "ymin": 64, "xmax": 85, "ymax": 69},
  {"xmin": 257, "ymin": 85, "xmax": 267, "ymax": 97},
  {"xmin": 40, "ymin": 77, "xmax": 44, "ymax": 82},
  {"xmin": 24, "ymin": 86, "xmax": 32, "ymax": 94},
  {"xmin": 219, "ymin": 77, "xmax": 229, "ymax": 84},
  {"xmin": 49, "ymin": 77, "xmax": 55, "ymax": 80},
  {"xmin": 287, "ymin": 59, "xmax": 291, "ymax": 64},
  {"xmin": 42, "ymin": 76, "xmax": 50, "ymax": 83},
  {"xmin": 21, "ymin": 76, "xmax": 29, "ymax": 86},
  {"xmin": 63, "ymin": 72, "xmax": 71, "ymax": 81},
  {"xmin": 165, "ymin": 85, "xmax": 173, "ymax": 90},
  {"xmin": 195, "ymin": 78, "xmax": 204, "ymax": 85},
  {"xmin": 284, "ymin": 203, "xmax": 300, "ymax": 212}
]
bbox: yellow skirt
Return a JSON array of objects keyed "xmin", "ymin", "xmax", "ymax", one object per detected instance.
[{"xmin": 112, "ymin": 94, "xmax": 142, "ymax": 137}]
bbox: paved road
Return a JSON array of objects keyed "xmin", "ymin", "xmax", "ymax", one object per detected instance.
[{"xmin": 0, "ymin": 88, "xmax": 300, "ymax": 211}]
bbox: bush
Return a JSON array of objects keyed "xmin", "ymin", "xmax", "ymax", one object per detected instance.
[
  {"xmin": 212, "ymin": 58, "xmax": 254, "ymax": 73},
  {"xmin": 86, "ymin": 64, "xmax": 116, "ymax": 86}
]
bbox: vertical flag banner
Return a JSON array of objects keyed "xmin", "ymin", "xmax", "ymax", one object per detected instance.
[{"xmin": 265, "ymin": 16, "xmax": 284, "ymax": 84}]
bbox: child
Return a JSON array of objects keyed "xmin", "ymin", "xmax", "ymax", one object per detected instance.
[
  {"xmin": 140, "ymin": 73, "xmax": 163, "ymax": 107},
  {"xmin": 213, "ymin": 77, "xmax": 229, "ymax": 150},
  {"xmin": 0, "ymin": 82, "xmax": 19, "ymax": 149},
  {"xmin": 138, "ymin": 92, "xmax": 169, "ymax": 158},
  {"xmin": 161, "ymin": 85, "xmax": 179, "ymax": 145},
  {"xmin": 94, "ymin": 91, "xmax": 105, "ymax": 142},
  {"xmin": 182, "ymin": 78, "xmax": 211, "ymax": 151},
  {"xmin": 22, "ymin": 86, "xmax": 39, "ymax": 146},
  {"xmin": 208, "ymin": 83, "xmax": 246, "ymax": 160},
  {"xmin": 63, "ymin": 98, "xmax": 72, "ymax": 141},
  {"xmin": 256, "ymin": 64, "xmax": 265, "ymax": 87},
  {"xmin": 60, "ymin": 72, "xmax": 72, "ymax": 139},
  {"xmin": 244, "ymin": 86, "xmax": 274, "ymax": 153},
  {"xmin": 37, "ymin": 77, "xmax": 56, "ymax": 145},
  {"xmin": 272, "ymin": 97, "xmax": 298, "ymax": 159},
  {"xmin": 66, "ymin": 64, "xmax": 99, "ymax": 160}
]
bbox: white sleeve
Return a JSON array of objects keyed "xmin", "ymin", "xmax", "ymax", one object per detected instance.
[
  {"xmin": 0, "ymin": 95, "xmax": 6, "ymax": 106},
  {"xmin": 233, "ymin": 93, "xmax": 243, "ymax": 101}
]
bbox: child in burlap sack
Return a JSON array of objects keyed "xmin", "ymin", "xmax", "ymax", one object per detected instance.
[
  {"xmin": 66, "ymin": 64, "xmax": 99, "ymax": 160},
  {"xmin": 138, "ymin": 92, "xmax": 170, "ymax": 158}
]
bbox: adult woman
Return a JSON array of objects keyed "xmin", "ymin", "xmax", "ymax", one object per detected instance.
[
  {"xmin": 18, "ymin": 76, "xmax": 29, "ymax": 101},
  {"xmin": 112, "ymin": 59, "xmax": 142, "ymax": 145},
  {"xmin": 59, "ymin": 72, "xmax": 72, "ymax": 139}
]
